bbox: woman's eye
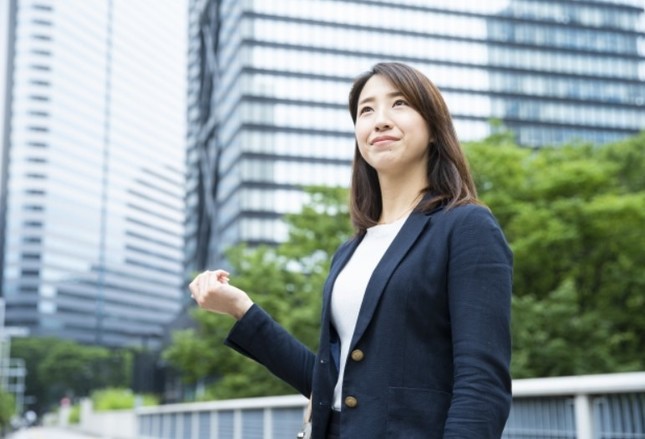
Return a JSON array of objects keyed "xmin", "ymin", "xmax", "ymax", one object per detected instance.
[
  {"xmin": 393, "ymin": 99, "xmax": 407, "ymax": 107},
  {"xmin": 359, "ymin": 106, "xmax": 373, "ymax": 115}
]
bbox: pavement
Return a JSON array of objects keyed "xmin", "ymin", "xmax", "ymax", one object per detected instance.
[{"xmin": 6, "ymin": 427, "xmax": 100, "ymax": 439}]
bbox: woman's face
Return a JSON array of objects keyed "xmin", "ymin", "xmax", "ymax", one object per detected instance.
[{"xmin": 354, "ymin": 74, "xmax": 430, "ymax": 178}]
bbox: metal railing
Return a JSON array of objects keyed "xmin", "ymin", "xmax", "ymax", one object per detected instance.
[
  {"xmin": 137, "ymin": 395, "xmax": 306, "ymax": 439},
  {"xmin": 136, "ymin": 372, "xmax": 645, "ymax": 439}
]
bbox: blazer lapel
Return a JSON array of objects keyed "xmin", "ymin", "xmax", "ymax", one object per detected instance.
[{"xmin": 349, "ymin": 210, "xmax": 432, "ymax": 348}]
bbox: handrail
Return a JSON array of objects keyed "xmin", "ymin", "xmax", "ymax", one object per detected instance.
[
  {"xmin": 512, "ymin": 371, "xmax": 645, "ymax": 397},
  {"xmin": 136, "ymin": 394, "xmax": 307, "ymax": 415}
]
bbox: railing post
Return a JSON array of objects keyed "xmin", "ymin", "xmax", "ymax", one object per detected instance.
[
  {"xmin": 264, "ymin": 407, "xmax": 273, "ymax": 439},
  {"xmin": 163, "ymin": 413, "xmax": 171, "ymax": 438},
  {"xmin": 575, "ymin": 393, "xmax": 594, "ymax": 439},
  {"xmin": 211, "ymin": 410, "xmax": 218, "ymax": 439},
  {"xmin": 192, "ymin": 411, "xmax": 199, "ymax": 439},
  {"xmin": 234, "ymin": 409, "xmax": 242, "ymax": 439}
]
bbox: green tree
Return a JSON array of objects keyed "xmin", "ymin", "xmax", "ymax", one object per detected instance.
[
  {"xmin": 163, "ymin": 186, "xmax": 352, "ymax": 399},
  {"xmin": 10, "ymin": 337, "xmax": 133, "ymax": 415},
  {"xmin": 10, "ymin": 337, "xmax": 54, "ymax": 415},
  {"xmin": 465, "ymin": 132, "xmax": 645, "ymax": 377}
]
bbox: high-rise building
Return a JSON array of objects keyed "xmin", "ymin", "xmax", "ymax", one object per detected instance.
[
  {"xmin": 0, "ymin": 0, "xmax": 187, "ymax": 349},
  {"xmin": 186, "ymin": 0, "xmax": 644, "ymax": 268}
]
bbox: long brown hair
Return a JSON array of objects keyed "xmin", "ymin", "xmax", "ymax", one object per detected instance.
[{"xmin": 348, "ymin": 62, "xmax": 478, "ymax": 234}]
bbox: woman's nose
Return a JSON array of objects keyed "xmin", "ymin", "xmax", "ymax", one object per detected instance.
[{"xmin": 374, "ymin": 109, "xmax": 392, "ymax": 131}]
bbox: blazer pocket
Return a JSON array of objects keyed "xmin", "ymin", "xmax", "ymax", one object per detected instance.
[{"xmin": 386, "ymin": 387, "xmax": 451, "ymax": 438}]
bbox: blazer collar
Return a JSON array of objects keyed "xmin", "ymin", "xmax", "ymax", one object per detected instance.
[
  {"xmin": 322, "ymin": 206, "xmax": 441, "ymax": 348},
  {"xmin": 350, "ymin": 209, "xmax": 431, "ymax": 347}
]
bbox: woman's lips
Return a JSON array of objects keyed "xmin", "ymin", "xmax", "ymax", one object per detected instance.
[{"xmin": 371, "ymin": 136, "xmax": 399, "ymax": 146}]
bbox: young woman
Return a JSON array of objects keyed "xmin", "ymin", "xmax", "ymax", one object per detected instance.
[{"xmin": 189, "ymin": 62, "xmax": 513, "ymax": 438}]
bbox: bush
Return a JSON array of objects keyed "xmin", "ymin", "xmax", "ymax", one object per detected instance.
[
  {"xmin": 92, "ymin": 388, "xmax": 158, "ymax": 411},
  {"xmin": 68, "ymin": 404, "xmax": 80, "ymax": 424}
]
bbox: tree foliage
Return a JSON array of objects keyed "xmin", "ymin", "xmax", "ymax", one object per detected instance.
[
  {"xmin": 464, "ymin": 131, "xmax": 645, "ymax": 377},
  {"xmin": 165, "ymin": 133, "xmax": 644, "ymax": 398},
  {"xmin": 10, "ymin": 337, "xmax": 133, "ymax": 415}
]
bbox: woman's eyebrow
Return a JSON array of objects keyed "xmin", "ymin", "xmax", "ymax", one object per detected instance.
[{"xmin": 358, "ymin": 91, "xmax": 404, "ymax": 106}]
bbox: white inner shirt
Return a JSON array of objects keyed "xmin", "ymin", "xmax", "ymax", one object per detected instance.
[{"xmin": 330, "ymin": 214, "xmax": 408, "ymax": 410}]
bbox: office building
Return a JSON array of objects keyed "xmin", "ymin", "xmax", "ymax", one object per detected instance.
[
  {"xmin": 186, "ymin": 0, "xmax": 644, "ymax": 267},
  {"xmin": 0, "ymin": 0, "xmax": 187, "ymax": 349}
]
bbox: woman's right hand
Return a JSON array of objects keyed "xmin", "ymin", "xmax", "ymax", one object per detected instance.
[{"xmin": 189, "ymin": 270, "xmax": 254, "ymax": 320}]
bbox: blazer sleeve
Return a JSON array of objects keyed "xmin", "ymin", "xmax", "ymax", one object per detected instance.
[
  {"xmin": 443, "ymin": 205, "xmax": 513, "ymax": 438},
  {"xmin": 224, "ymin": 304, "xmax": 316, "ymax": 397}
]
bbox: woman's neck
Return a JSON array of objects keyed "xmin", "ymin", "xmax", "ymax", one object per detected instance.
[{"xmin": 378, "ymin": 177, "xmax": 427, "ymax": 225}]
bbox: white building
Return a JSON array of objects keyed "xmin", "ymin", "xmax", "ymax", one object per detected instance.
[{"xmin": 0, "ymin": 0, "xmax": 187, "ymax": 349}]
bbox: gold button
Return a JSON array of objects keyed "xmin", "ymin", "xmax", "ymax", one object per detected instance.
[
  {"xmin": 344, "ymin": 396, "xmax": 358, "ymax": 408},
  {"xmin": 350, "ymin": 349, "xmax": 364, "ymax": 362}
]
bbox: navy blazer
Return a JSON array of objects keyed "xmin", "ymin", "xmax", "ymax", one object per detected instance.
[{"xmin": 226, "ymin": 203, "xmax": 513, "ymax": 438}]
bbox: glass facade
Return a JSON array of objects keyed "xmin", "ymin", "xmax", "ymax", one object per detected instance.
[
  {"xmin": 186, "ymin": 0, "xmax": 644, "ymax": 266},
  {"xmin": 0, "ymin": 0, "xmax": 187, "ymax": 349}
]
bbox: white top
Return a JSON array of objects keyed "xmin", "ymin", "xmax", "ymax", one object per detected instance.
[{"xmin": 330, "ymin": 214, "xmax": 408, "ymax": 410}]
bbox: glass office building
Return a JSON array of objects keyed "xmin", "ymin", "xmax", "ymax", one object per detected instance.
[
  {"xmin": 186, "ymin": 0, "xmax": 644, "ymax": 267},
  {"xmin": 0, "ymin": 0, "xmax": 187, "ymax": 349}
]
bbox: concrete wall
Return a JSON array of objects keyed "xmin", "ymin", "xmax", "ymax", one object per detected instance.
[{"xmin": 76, "ymin": 399, "xmax": 136, "ymax": 439}]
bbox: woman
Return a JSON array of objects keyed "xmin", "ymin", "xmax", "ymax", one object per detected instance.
[{"xmin": 189, "ymin": 62, "xmax": 513, "ymax": 438}]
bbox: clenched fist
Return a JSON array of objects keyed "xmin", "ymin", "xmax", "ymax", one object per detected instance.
[{"xmin": 188, "ymin": 269, "xmax": 254, "ymax": 320}]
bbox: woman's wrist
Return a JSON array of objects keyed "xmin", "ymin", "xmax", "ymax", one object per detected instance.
[{"xmin": 232, "ymin": 297, "xmax": 254, "ymax": 320}]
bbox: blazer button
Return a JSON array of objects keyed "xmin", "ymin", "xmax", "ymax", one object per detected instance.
[
  {"xmin": 344, "ymin": 396, "xmax": 358, "ymax": 408},
  {"xmin": 350, "ymin": 349, "xmax": 364, "ymax": 362}
]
